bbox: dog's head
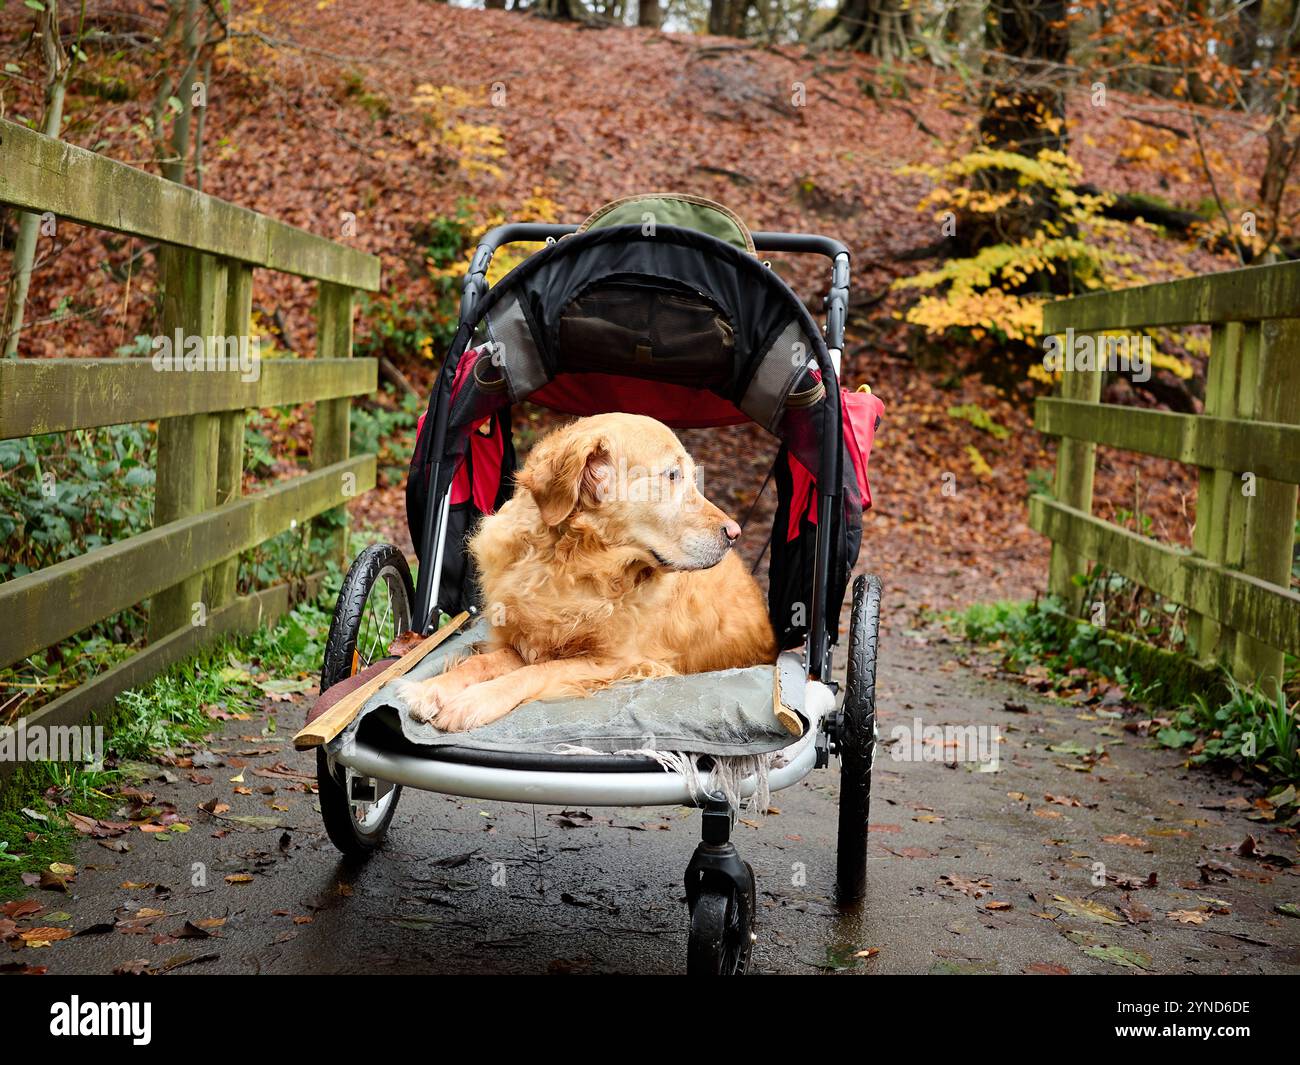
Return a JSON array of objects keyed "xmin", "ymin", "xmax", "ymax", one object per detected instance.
[{"xmin": 515, "ymin": 413, "xmax": 741, "ymax": 571}]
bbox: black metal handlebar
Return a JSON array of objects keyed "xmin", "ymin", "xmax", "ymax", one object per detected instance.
[{"xmin": 460, "ymin": 224, "xmax": 851, "ymax": 351}]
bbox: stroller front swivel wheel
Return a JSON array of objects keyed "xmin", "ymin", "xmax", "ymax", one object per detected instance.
[
  {"xmin": 687, "ymin": 883, "xmax": 755, "ymax": 975},
  {"xmin": 316, "ymin": 543, "xmax": 414, "ymax": 859},
  {"xmin": 685, "ymin": 797, "xmax": 756, "ymax": 975}
]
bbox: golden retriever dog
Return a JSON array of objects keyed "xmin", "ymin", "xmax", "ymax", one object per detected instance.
[{"xmin": 400, "ymin": 412, "xmax": 777, "ymax": 732}]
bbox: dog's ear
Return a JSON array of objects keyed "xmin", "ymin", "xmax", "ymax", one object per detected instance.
[{"xmin": 518, "ymin": 426, "xmax": 611, "ymax": 526}]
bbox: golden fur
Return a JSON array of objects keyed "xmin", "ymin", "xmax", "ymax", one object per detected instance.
[{"xmin": 400, "ymin": 412, "xmax": 777, "ymax": 731}]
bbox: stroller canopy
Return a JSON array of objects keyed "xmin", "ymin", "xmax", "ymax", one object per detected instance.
[{"xmin": 409, "ymin": 217, "xmax": 868, "ymax": 651}]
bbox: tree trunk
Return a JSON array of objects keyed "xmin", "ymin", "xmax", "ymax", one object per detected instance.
[
  {"xmin": 537, "ymin": 0, "xmax": 582, "ymax": 18},
  {"xmin": 956, "ymin": 0, "xmax": 1070, "ymax": 267},
  {"xmin": 485, "ymin": 0, "xmax": 508, "ymax": 9},
  {"xmin": 1255, "ymin": 0, "xmax": 1299, "ymax": 253},
  {"xmin": 948, "ymin": 0, "xmax": 984, "ymax": 62},
  {"xmin": 817, "ymin": 0, "xmax": 915, "ymax": 59},
  {"xmin": 978, "ymin": 0, "xmax": 1069, "ymax": 157},
  {"xmin": 708, "ymin": 0, "xmax": 749, "ymax": 37},
  {"xmin": 3, "ymin": 1, "xmax": 71, "ymax": 359},
  {"xmin": 167, "ymin": 0, "xmax": 201, "ymax": 183},
  {"xmin": 637, "ymin": 0, "xmax": 662, "ymax": 29}
]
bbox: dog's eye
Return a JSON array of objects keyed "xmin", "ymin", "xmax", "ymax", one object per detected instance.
[{"xmin": 665, "ymin": 467, "xmax": 681, "ymax": 483}]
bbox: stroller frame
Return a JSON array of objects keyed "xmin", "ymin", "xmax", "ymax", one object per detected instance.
[
  {"xmin": 416, "ymin": 224, "xmax": 851, "ymax": 681},
  {"xmin": 315, "ymin": 221, "xmax": 880, "ymax": 974}
]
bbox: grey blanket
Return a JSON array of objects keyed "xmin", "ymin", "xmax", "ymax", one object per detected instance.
[{"xmin": 340, "ymin": 616, "xmax": 805, "ymax": 758}]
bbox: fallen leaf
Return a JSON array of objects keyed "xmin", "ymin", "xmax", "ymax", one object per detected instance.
[
  {"xmin": 20, "ymin": 927, "xmax": 73, "ymax": 944},
  {"xmin": 1052, "ymin": 896, "xmax": 1122, "ymax": 925},
  {"xmin": 1101, "ymin": 833, "xmax": 1148, "ymax": 848},
  {"xmin": 1117, "ymin": 899, "xmax": 1153, "ymax": 925},
  {"xmin": 3, "ymin": 900, "xmax": 42, "ymax": 919},
  {"xmin": 938, "ymin": 874, "xmax": 992, "ymax": 898}
]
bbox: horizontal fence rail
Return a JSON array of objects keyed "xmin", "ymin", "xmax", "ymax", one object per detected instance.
[
  {"xmin": 0, "ymin": 122, "xmax": 384, "ymax": 762},
  {"xmin": 0, "ymin": 358, "xmax": 377, "ymax": 438},
  {"xmin": 0, "ymin": 456, "xmax": 375, "ymax": 670},
  {"xmin": 1030, "ymin": 497, "xmax": 1300, "ymax": 657},
  {"xmin": 0, "ymin": 119, "xmax": 380, "ymax": 291},
  {"xmin": 1036, "ymin": 399, "xmax": 1300, "ymax": 485},
  {"xmin": 1034, "ymin": 266, "xmax": 1300, "ymax": 697},
  {"xmin": 1043, "ymin": 259, "xmax": 1300, "ymax": 330}
]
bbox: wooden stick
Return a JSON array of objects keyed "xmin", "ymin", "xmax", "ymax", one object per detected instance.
[
  {"xmin": 773, "ymin": 666, "xmax": 804, "ymax": 738},
  {"xmin": 293, "ymin": 612, "xmax": 470, "ymax": 751}
]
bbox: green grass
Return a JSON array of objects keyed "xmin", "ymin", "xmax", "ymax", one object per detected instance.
[
  {"xmin": 0, "ymin": 583, "xmax": 337, "ymax": 896},
  {"xmin": 953, "ymin": 597, "xmax": 1299, "ymax": 801},
  {"xmin": 1167, "ymin": 683, "xmax": 1300, "ymax": 780},
  {"xmin": 0, "ymin": 762, "xmax": 119, "ymax": 895}
]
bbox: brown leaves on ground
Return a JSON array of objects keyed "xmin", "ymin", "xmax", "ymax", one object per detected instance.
[
  {"xmin": 938, "ymin": 874, "xmax": 993, "ymax": 899},
  {"xmin": 1, "ymin": 1, "xmax": 1257, "ymax": 615}
]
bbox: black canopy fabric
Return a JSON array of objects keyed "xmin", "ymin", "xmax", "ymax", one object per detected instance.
[{"xmin": 407, "ymin": 225, "xmax": 862, "ymax": 649}]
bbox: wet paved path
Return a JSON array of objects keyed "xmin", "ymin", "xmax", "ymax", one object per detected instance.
[{"xmin": 15, "ymin": 612, "xmax": 1300, "ymax": 975}]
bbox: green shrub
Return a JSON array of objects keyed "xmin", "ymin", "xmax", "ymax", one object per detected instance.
[{"xmin": 0, "ymin": 425, "xmax": 155, "ymax": 582}]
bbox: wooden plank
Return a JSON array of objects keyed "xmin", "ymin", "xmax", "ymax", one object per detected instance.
[
  {"xmin": 0, "ymin": 118, "xmax": 380, "ymax": 291},
  {"xmin": 150, "ymin": 249, "xmax": 225, "ymax": 640},
  {"xmin": 1190, "ymin": 323, "xmax": 1255, "ymax": 664},
  {"xmin": 292, "ymin": 612, "xmax": 471, "ymax": 750},
  {"xmin": 1029, "ymin": 496, "xmax": 1300, "ymax": 659},
  {"xmin": 1046, "ymin": 350, "xmax": 1103, "ymax": 608},
  {"xmin": 1035, "ymin": 398, "xmax": 1300, "ymax": 483},
  {"xmin": 1042, "ymin": 259, "xmax": 1300, "ymax": 332},
  {"xmin": 0, "ymin": 455, "xmax": 375, "ymax": 669},
  {"xmin": 0, "ymin": 574, "xmax": 324, "ymax": 782},
  {"xmin": 312, "ymin": 282, "xmax": 356, "ymax": 568},
  {"xmin": 0, "ymin": 357, "xmax": 377, "ymax": 439},
  {"xmin": 1232, "ymin": 318, "xmax": 1300, "ymax": 696},
  {"xmin": 210, "ymin": 260, "xmax": 254, "ymax": 609}
]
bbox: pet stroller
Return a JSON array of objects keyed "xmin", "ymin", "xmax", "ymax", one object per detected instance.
[{"xmin": 299, "ymin": 195, "xmax": 884, "ymax": 975}]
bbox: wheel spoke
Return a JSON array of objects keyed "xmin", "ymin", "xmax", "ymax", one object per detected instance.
[{"xmin": 365, "ymin": 585, "xmax": 393, "ymax": 665}]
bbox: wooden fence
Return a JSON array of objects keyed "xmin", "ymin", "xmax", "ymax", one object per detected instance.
[
  {"xmin": 0, "ymin": 118, "xmax": 382, "ymax": 753},
  {"xmin": 1032, "ymin": 260, "xmax": 1300, "ymax": 697}
]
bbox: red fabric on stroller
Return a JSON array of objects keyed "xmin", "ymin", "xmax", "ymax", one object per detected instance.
[
  {"xmin": 418, "ymin": 347, "xmax": 884, "ymax": 543},
  {"xmin": 786, "ymin": 387, "xmax": 883, "ymax": 541}
]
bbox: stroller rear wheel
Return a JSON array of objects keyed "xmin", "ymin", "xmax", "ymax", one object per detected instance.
[
  {"xmin": 316, "ymin": 543, "xmax": 414, "ymax": 859},
  {"xmin": 835, "ymin": 573, "xmax": 881, "ymax": 904}
]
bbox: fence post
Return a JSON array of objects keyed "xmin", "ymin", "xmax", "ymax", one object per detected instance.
[
  {"xmin": 1231, "ymin": 318, "xmax": 1300, "ymax": 698},
  {"xmin": 1047, "ymin": 340, "xmax": 1103, "ymax": 613},
  {"xmin": 312, "ymin": 281, "xmax": 355, "ymax": 570},
  {"xmin": 1189, "ymin": 321, "xmax": 1256, "ymax": 665},
  {"xmin": 209, "ymin": 260, "xmax": 253, "ymax": 610},
  {"xmin": 149, "ymin": 248, "xmax": 226, "ymax": 641}
]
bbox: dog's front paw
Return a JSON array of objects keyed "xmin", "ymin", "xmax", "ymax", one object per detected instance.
[
  {"xmin": 433, "ymin": 685, "xmax": 519, "ymax": 733},
  {"xmin": 398, "ymin": 677, "xmax": 446, "ymax": 724},
  {"xmin": 430, "ymin": 689, "xmax": 479, "ymax": 732}
]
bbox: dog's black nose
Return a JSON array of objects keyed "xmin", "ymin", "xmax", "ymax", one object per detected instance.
[{"xmin": 722, "ymin": 520, "xmax": 741, "ymax": 543}]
